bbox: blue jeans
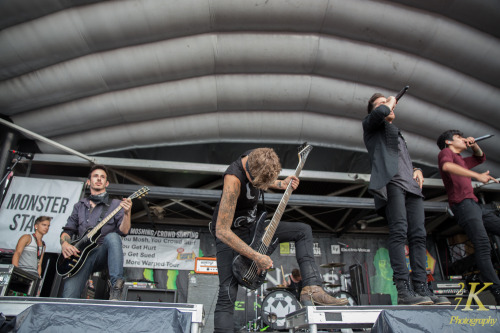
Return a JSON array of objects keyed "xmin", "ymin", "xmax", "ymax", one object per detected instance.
[
  {"xmin": 385, "ymin": 183, "xmax": 427, "ymax": 283},
  {"xmin": 213, "ymin": 221, "xmax": 320, "ymax": 333},
  {"xmin": 62, "ymin": 232, "xmax": 124, "ymax": 298},
  {"xmin": 451, "ymin": 199, "xmax": 500, "ymax": 292}
]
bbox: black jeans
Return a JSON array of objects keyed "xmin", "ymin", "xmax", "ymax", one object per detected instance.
[
  {"xmin": 385, "ymin": 183, "xmax": 427, "ymax": 283},
  {"xmin": 451, "ymin": 199, "xmax": 500, "ymax": 292},
  {"xmin": 213, "ymin": 221, "xmax": 320, "ymax": 333}
]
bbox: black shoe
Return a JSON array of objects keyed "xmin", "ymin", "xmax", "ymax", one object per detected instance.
[
  {"xmin": 413, "ymin": 281, "xmax": 451, "ymax": 305},
  {"xmin": 109, "ymin": 278, "xmax": 125, "ymax": 301},
  {"xmin": 395, "ymin": 279, "xmax": 433, "ymax": 305}
]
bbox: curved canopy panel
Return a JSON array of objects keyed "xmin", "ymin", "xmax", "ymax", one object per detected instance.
[{"xmin": 1, "ymin": 0, "xmax": 499, "ymax": 175}]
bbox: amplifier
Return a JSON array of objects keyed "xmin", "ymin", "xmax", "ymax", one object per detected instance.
[
  {"xmin": 0, "ymin": 264, "xmax": 39, "ymax": 297},
  {"xmin": 430, "ymin": 280, "xmax": 469, "ymax": 297},
  {"xmin": 349, "ymin": 264, "xmax": 365, "ymax": 304},
  {"xmin": 194, "ymin": 257, "xmax": 218, "ymax": 274},
  {"xmin": 125, "ymin": 287, "xmax": 177, "ymax": 303}
]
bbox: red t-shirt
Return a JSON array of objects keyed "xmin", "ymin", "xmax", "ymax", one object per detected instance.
[{"xmin": 438, "ymin": 148, "xmax": 486, "ymax": 206}]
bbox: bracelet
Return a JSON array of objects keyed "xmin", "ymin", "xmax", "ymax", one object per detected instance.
[{"xmin": 413, "ymin": 168, "xmax": 422, "ymax": 172}]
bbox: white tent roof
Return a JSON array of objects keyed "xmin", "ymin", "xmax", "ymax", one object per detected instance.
[{"xmin": 1, "ymin": 0, "xmax": 499, "ymax": 174}]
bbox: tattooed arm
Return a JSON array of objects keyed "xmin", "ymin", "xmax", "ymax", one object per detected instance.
[
  {"xmin": 215, "ymin": 174, "xmax": 273, "ymax": 272},
  {"xmin": 60, "ymin": 232, "xmax": 80, "ymax": 258},
  {"xmin": 269, "ymin": 175, "xmax": 300, "ymax": 191}
]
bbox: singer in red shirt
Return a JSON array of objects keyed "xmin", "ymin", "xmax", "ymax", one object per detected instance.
[{"xmin": 437, "ymin": 130, "xmax": 500, "ymax": 305}]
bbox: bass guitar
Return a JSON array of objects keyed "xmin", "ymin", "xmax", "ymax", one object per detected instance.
[
  {"xmin": 56, "ymin": 186, "xmax": 149, "ymax": 279},
  {"xmin": 232, "ymin": 143, "xmax": 313, "ymax": 290}
]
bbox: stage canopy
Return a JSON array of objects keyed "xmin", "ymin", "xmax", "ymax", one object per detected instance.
[{"xmin": 1, "ymin": 0, "xmax": 499, "ymax": 234}]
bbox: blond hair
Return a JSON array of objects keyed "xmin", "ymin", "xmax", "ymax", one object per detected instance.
[{"xmin": 247, "ymin": 148, "xmax": 282, "ymax": 190}]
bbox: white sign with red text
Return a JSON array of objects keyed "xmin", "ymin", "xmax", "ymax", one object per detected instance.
[{"xmin": 122, "ymin": 230, "xmax": 199, "ymax": 270}]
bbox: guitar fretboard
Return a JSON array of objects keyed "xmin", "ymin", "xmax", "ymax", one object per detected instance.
[
  {"xmin": 86, "ymin": 187, "xmax": 148, "ymax": 239},
  {"xmin": 87, "ymin": 204, "xmax": 124, "ymax": 238},
  {"xmin": 259, "ymin": 148, "xmax": 310, "ymax": 249}
]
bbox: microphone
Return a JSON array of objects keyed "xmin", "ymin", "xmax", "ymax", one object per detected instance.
[
  {"xmin": 10, "ymin": 150, "xmax": 34, "ymax": 159},
  {"xmin": 474, "ymin": 134, "xmax": 494, "ymax": 143},
  {"xmin": 395, "ymin": 85, "xmax": 409, "ymax": 101}
]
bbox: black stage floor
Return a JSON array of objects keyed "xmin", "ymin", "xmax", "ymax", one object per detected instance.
[{"xmin": 0, "ymin": 296, "xmax": 499, "ymax": 333}]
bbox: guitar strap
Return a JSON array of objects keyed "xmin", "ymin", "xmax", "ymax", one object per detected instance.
[
  {"xmin": 90, "ymin": 203, "xmax": 110, "ymax": 247},
  {"xmin": 260, "ymin": 190, "xmax": 266, "ymax": 212},
  {"xmin": 98, "ymin": 203, "xmax": 110, "ymax": 223}
]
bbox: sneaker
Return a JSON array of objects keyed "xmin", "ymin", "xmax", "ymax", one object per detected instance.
[
  {"xmin": 109, "ymin": 278, "xmax": 125, "ymax": 301},
  {"xmin": 300, "ymin": 285, "xmax": 349, "ymax": 306},
  {"xmin": 413, "ymin": 281, "xmax": 451, "ymax": 305},
  {"xmin": 394, "ymin": 279, "xmax": 433, "ymax": 305}
]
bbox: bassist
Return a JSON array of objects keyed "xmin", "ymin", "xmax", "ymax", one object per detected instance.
[
  {"xmin": 212, "ymin": 148, "xmax": 346, "ymax": 333},
  {"xmin": 60, "ymin": 164, "xmax": 132, "ymax": 300}
]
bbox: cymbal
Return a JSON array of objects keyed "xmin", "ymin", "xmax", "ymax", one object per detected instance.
[
  {"xmin": 266, "ymin": 286, "xmax": 293, "ymax": 292},
  {"xmin": 319, "ymin": 262, "xmax": 345, "ymax": 268}
]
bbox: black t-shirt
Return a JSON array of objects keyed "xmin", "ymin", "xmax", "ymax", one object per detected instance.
[{"xmin": 211, "ymin": 150, "xmax": 262, "ymax": 231}]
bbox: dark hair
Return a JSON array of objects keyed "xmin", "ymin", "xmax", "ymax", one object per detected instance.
[
  {"xmin": 291, "ymin": 268, "xmax": 301, "ymax": 279},
  {"xmin": 88, "ymin": 164, "xmax": 108, "ymax": 179},
  {"xmin": 35, "ymin": 216, "xmax": 52, "ymax": 225},
  {"xmin": 367, "ymin": 93, "xmax": 385, "ymax": 114},
  {"xmin": 436, "ymin": 130, "xmax": 464, "ymax": 150}
]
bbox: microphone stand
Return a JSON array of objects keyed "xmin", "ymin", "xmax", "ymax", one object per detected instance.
[{"xmin": 0, "ymin": 154, "xmax": 23, "ymax": 205}]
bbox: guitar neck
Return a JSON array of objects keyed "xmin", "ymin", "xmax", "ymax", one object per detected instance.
[
  {"xmin": 87, "ymin": 204, "xmax": 123, "ymax": 238},
  {"xmin": 261, "ymin": 160, "xmax": 306, "ymax": 248},
  {"xmin": 84, "ymin": 187, "xmax": 148, "ymax": 239}
]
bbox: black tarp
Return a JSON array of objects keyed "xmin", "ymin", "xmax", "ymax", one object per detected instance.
[
  {"xmin": 371, "ymin": 308, "xmax": 500, "ymax": 333},
  {"xmin": 3, "ymin": 303, "xmax": 192, "ymax": 333}
]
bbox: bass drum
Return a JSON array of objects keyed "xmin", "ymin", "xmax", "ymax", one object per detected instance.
[
  {"xmin": 261, "ymin": 289, "xmax": 302, "ymax": 330},
  {"xmin": 333, "ymin": 291, "xmax": 357, "ymax": 306}
]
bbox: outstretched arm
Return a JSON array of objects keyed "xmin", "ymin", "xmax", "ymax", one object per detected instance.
[
  {"xmin": 215, "ymin": 175, "xmax": 273, "ymax": 272},
  {"xmin": 442, "ymin": 162, "xmax": 498, "ymax": 184}
]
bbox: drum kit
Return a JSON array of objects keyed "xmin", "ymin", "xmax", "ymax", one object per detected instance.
[
  {"xmin": 242, "ymin": 262, "xmax": 356, "ymax": 332},
  {"xmin": 320, "ymin": 262, "xmax": 357, "ymax": 306}
]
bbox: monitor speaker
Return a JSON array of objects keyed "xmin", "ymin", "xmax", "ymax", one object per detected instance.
[
  {"xmin": 187, "ymin": 273, "xmax": 219, "ymax": 333},
  {"xmin": 125, "ymin": 287, "xmax": 177, "ymax": 303},
  {"xmin": 359, "ymin": 293, "xmax": 392, "ymax": 305}
]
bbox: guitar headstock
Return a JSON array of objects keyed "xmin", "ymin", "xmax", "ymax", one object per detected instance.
[
  {"xmin": 298, "ymin": 142, "xmax": 313, "ymax": 162},
  {"xmin": 128, "ymin": 186, "xmax": 150, "ymax": 200}
]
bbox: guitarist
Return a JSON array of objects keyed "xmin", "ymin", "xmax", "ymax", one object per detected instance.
[
  {"xmin": 212, "ymin": 148, "xmax": 347, "ymax": 333},
  {"xmin": 60, "ymin": 165, "xmax": 132, "ymax": 300}
]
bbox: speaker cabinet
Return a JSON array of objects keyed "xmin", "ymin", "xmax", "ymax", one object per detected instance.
[
  {"xmin": 349, "ymin": 264, "xmax": 366, "ymax": 304},
  {"xmin": 187, "ymin": 273, "xmax": 219, "ymax": 333},
  {"xmin": 359, "ymin": 293, "xmax": 392, "ymax": 305},
  {"xmin": 125, "ymin": 287, "xmax": 177, "ymax": 303}
]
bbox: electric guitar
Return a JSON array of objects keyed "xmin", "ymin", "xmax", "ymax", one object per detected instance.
[
  {"xmin": 56, "ymin": 186, "xmax": 149, "ymax": 279},
  {"xmin": 232, "ymin": 143, "xmax": 313, "ymax": 290}
]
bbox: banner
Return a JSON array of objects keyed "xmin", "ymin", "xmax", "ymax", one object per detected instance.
[
  {"xmin": 123, "ymin": 228, "xmax": 200, "ymax": 270},
  {"xmin": 0, "ymin": 177, "xmax": 84, "ymax": 253}
]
